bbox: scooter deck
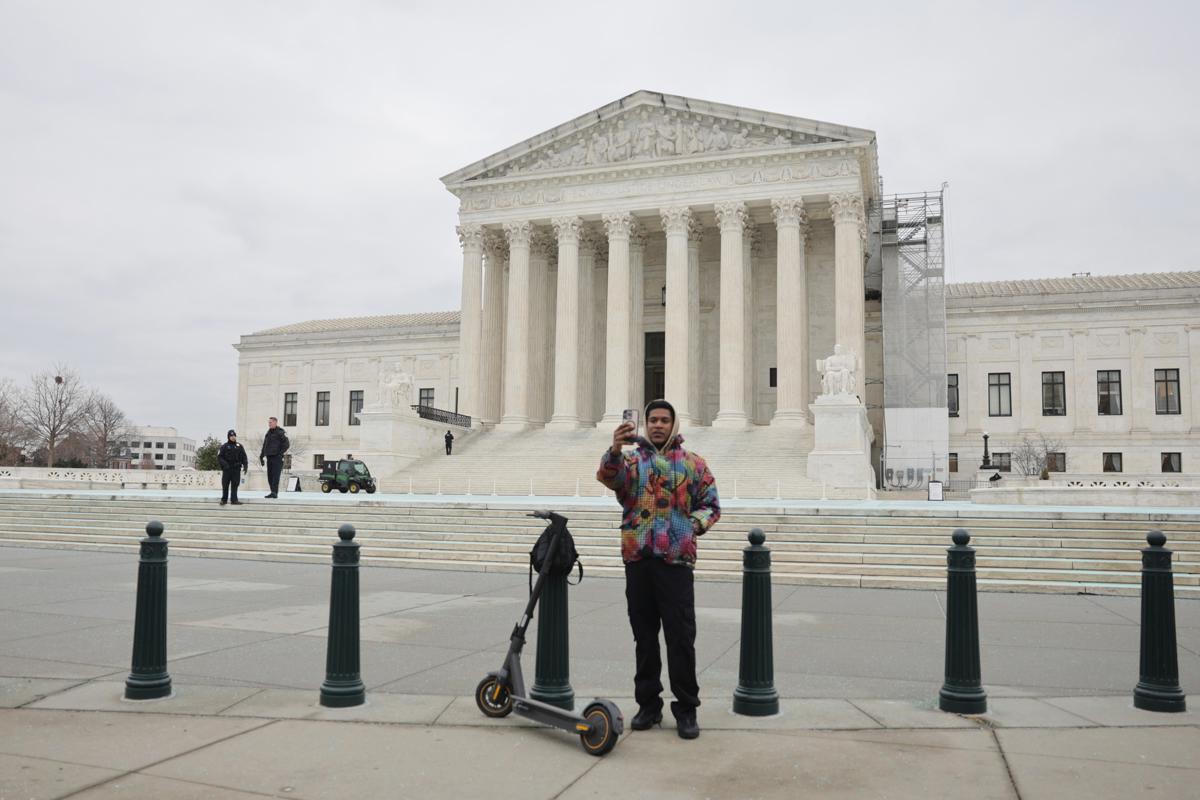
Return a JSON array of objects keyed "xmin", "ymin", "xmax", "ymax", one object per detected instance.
[{"xmin": 512, "ymin": 695, "xmax": 592, "ymax": 733}]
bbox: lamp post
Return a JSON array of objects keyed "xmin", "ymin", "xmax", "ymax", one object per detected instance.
[{"xmin": 981, "ymin": 432, "xmax": 991, "ymax": 469}]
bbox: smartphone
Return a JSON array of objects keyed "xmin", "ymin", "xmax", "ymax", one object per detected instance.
[{"xmin": 621, "ymin": 408, "xmax": 639, "ymax": 443}]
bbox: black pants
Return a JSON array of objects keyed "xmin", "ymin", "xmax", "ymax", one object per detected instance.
[
  {"xmin": 625, "ymin": 557, "xmax": 699, "ymax": 717},
  {"xmin": 220, "ymin": 468, "xmax": 241, "ymax": 502},
  {"xmin": 266, "ymin": 455, "xmax": 283, "ymax": 494},
  {"xmin": 445, "ymin": 442, "xmax": 452, "ymax": 455}
]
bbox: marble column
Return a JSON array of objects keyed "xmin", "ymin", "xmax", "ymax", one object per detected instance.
[
  {"xmin": 499, "ymin": 221, "xmax": 533, "ymax": 430},
  {"xmin": 548, "ymin": 216, "xmax": 583, "ymax": 429},
  {"xmin": 629, "ymin": 225, "xmax": 646, "ymax": 408},
  {"xmin": 592, "ymin": 237, "xmax": 609, "ymax": 424},
  {"xmin": 661, "ymin": 206, "xmax": 695, "ymax": 425},
  {"xmin": 743, "ymin": 225, "xmax": 758, "ymax": 422},
  {"xmin": 528, "ymin": 229, "xmax": 555, "ymax": 425},
  {"xmin": 456, "ymin": 223, "xmax": 485, "ymax": 418},
  {"xmin": 576, "ymin": 229, "xmax": 598, "ymax": 425},
  {"xmin": 1188, "ymin": 324, "xmax": 1200, "ymax": 433},
  {"xmin": 771, "ymin": 198, "xmax": 809, "ymax": 427},
  {"xmin": 686, "ymin": 221, "xmax": 704, "ymax": 425},
  {"xmin": 713, "ymin": 201, "xmax": 749, "ymax": 428},
  {"xmin": 479, "ymin": 232, "xmax": 507, "ymax": 427},
  {"xmin": 601, "ymin": 212, "xmax": 634, "ymax": 423},
  {"xmin": 830, "ymin": 193, "xmax": 867, "ymax": 375}
]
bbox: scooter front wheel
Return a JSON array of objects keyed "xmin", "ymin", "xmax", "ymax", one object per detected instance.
[
  {"xmin": 580, "ymin": 702, "xmax": 619, "ymax": 756},
  {"xmin": 474, "ymin": 676, "xmax": 513, "ymax": 718}
]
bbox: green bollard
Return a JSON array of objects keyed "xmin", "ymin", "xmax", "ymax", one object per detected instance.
[
  {"xmin": 733, "ymin": 528, "xmax": 779, "ymax": 716},
  {"xmin": 530, "ymin": 573, "xmax": 575, "ymax": 710},
  {"xmin": 1134, "ymin": 531, "xmax": 1187, "ymax": 712},
  {"xmin": 939, "ymin": 529, "xmax": 987, "ymax": 714},
  {"xmin": 125, "ymin": 521, "xmax": 172, "ymax": 700},
  {"xmin": 320, "ymin": 524, "xmax": 365, "ymax": 707}
]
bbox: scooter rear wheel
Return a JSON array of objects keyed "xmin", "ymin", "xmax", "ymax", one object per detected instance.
[
  {"xmin": 474, "ymin": 676, "xmax": 513, "ymax": 718},
  {"xmin": 580, "ymin": 703, "xmax": 619, "ymax": 756}
]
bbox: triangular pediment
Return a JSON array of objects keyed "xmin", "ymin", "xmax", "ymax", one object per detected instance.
[{"xmin": 442, "ymin": 91, "xmax": 874, "ymax": 186}]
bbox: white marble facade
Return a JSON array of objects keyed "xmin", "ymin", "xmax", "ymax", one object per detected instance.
[{"xmin": 446, "ymin": 91, "xmax": 878, "ymax": 432}]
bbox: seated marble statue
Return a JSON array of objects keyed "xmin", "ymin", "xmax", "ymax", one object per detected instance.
[{"xmin": 817, "ymin": 345, "xmax": 858, "ymax": 397}]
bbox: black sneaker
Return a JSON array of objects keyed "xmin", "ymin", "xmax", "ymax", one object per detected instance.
[
  {"xmin": 630, "ymin": 707, "xmax": 663, "ymax": 730},
  {"xmin": 264, "ymin": 493, "xmax": 277, "ymax": 498},
  {"xmin": 220, "ymin": 500, "xmax": 227, "ymax": 506},
  {"xmin": 231, "ymin": 500, "xmax": 243, "ymax": 505},
  {"xmin": 675, "ymin": 711, "xmax": 699, "ymax": 740}
]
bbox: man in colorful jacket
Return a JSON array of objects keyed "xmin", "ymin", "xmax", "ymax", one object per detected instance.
[{"xmin": 596, "ymin": 398, "xmax": 720, "ymax": 739}]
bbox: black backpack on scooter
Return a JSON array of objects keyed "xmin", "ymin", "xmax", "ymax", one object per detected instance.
[{"xmin": 529, "ymin": 524, "xmax": 583, "ymax": 592}]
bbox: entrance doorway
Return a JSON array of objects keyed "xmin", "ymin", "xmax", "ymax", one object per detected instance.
[{"xmin": 644, "ymin": 332, "xmax": 665, "ymax": 406}]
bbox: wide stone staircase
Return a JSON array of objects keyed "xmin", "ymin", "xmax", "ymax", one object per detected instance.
[
  {"xmin": 1, "ymin": 494, "xmax": 1197, "ymax": 597},
  {"xmin": 385, "ymin": 425, "xmax": 832, "ymax": 499}
]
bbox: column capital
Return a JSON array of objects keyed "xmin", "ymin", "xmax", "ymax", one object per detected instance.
[
  {"xmin": 602, "ymin": 211, "xmax": 635, "ymax": 239},
  {"xmin": 770, "ymin": 197, "xmax": 808, "ymax": 228},
  {"xmin": 530, "ymin": 229, "xmax": 557, "ymax": 260},
  {"xmin": 659, "ymin": 206, "xmax": 694, "ymax": 236},
  {"xmin": 629, "ymin": 223, "xmax": 647, "ymax": 251},
  {"xmin": 829, "ymin": 193, "xmax": 865, "ymax": 226},
  {"xmin": 456, "ymin": 223, "xmax": 485, "ymax": 251},
  {"xmin": 503, "ymin": 220, "xmax": 533, "ymax": 248},
  {"xmin": 714, "ymin": 201, "xmax": 748, "ymax": 232},
  {"xmin": 483, "ymin": 230, "xmax": 508, "ymax": 260},
  {"xmin": 687, "ymin": 216, "xmax": 705, "ymax": 245},
  {"xmin": 551, "ymin": 216, "xmax": 584, "ymax": 244},
  {"xmin": 579, "ymin": 226, "xmax": 602, "ymax": 255}
]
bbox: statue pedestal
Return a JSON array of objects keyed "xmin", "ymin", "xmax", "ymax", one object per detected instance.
[
  {"xmin": 356, "ymin": 407, "xmax": 449, "ymax": 478},
  {"xmin": 806, "ymin": 394, "xmax": 876, "ymax": 497}
]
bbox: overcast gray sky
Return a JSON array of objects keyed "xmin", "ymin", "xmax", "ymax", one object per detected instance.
[{"xmin": 1, "ymin": 0, "xmax": 1196, "ymax": 442}]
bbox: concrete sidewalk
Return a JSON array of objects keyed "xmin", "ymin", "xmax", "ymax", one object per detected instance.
[{"xmin": 1, "ymin": 547, "xmax": 1198, "ymax": 798}]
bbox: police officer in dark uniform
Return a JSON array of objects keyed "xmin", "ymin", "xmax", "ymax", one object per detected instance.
[
  {"xmin": 445, "ymin": 429, "xmax": 454, "ymax": 455},
  {"xmin": 259, "ymin": 416, "xmax": 290, "ymax": 498},
  {"xmin": 218, "ymin": 430, "xmax": 248, "ymax": 506}
]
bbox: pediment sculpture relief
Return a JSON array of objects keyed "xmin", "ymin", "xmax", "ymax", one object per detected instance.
[{"xmin": 477, "ymin": 108, "xmax": 838, "ymax": 179}]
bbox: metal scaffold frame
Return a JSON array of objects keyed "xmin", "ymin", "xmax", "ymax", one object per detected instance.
[{"xmin": 879, "ymin": 189, "xmax": 949, "ymax": 489}]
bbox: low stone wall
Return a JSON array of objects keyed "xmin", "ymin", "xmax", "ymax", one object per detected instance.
[
  {"xmin": 0, "ymin": 467, "xmax": 320, "ymax": 492},
  {"xmin": 971, "ymin": 484, "xmax": 1200, "ymax": 508}
]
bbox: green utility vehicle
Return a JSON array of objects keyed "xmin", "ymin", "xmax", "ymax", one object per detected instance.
[{"xmin": 319, "ymin": 458, "xmax": 377, "ymax": 494}]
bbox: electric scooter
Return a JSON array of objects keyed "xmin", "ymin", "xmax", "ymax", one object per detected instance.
[{"xmin": 475, "ymin": 510, "xmax": 623, "ymax": 756}]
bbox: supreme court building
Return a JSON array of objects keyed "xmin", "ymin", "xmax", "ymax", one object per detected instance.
[{"xmin": 235, "ymin": 92, "xmax": 1199, "ymax": 490}]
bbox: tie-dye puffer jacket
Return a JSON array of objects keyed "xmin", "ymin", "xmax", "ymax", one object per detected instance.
[{"xmin": 596, "ymin": 433, "xmax": 720, "ymax": 567}]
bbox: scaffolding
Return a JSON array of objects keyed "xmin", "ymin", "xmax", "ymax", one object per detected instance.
[{"xmin": 880, "ymin": 190, "xmax": 948, "ymax": 489}]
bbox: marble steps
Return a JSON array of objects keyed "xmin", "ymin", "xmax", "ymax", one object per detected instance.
[{"xmin": 6, "ymin": 519, "xmax": 1193, "ymax": 569}]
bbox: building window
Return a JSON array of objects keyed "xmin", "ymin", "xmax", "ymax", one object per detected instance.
[
  {"xmin": 167, "ymin": 454, "xmax": 175, "ymax": 461},
  {"xmin": 948, "ymin": 453, "xmax": 958, "ymax": 473},
  {"xmin": 168, "ymin": 442, "xmax": 176, "ymax": 449},
  {"xmin": 1103, "ymin": 452, "xmax": 1123, "ymax": 473},
  {"xmin": 315, "ymin": 392, "xmax": 330, "ymax": 426},
  {"xmin": 313, "ymin": 454, "xmax": 325, "ymax": 469},
  {"xmin": 993, "ymin": 452, "xmax": 1011, "ymax": 472},
  {"xmin": 1041, "ymin": 371, "xmax": 1066, "ymax": 416},
  {"xmin": 283, "ymin": 393, "xmax": 298, "ymax": 427},
  {"xmin": 1155, "ymin": 369, "xmax": 1181, "ymax": 415},
  {"xmin": 155, "ymin": 442, "xmax": 163, "ymax": 449},
  {"xmin": 143, "ymin": 441, "xmax": 151, "ymax": 448},
  {"xmin": 1097, "ymin": 370, "xmax": 1122, "ymax": 415},
  {"xmin": 1162, "ymin": 452, "xmax": 1181, "ymax": 473},
  {"xmin": 768, "ymin": 368, "xmax": 777, "ymax": 388},
  {"xmin": 419, "ymin": 388, "xmax": 434, "ymax": 407},
  {"xmin": 1046, "ymin": 452, "xmax": 1066, "ymax": 472},
  {"xmin": 988, "ymin": 373, "xmax": 1012, "ymax": 417},
  {"xmin": 348, "ymin": 390, "xmax": 364, "ymax": 425},
  {"xmin": 154, "ymin": 453, "xmax": 163, "ymax": 461},
  {"xmin": 947, "ymin": 374, "xmax": 959, "ymax": 417}
]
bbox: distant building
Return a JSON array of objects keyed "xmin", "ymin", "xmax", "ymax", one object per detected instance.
[{"xmin": 121, "ymin": 426, "xmax": 196, "ymax": 470}]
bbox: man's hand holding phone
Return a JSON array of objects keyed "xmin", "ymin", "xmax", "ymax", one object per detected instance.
[{"xmin": 611, "ymin": 409, "xmax": 639, "ymax": 454}]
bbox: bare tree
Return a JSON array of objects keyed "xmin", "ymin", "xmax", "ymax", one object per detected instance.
[
  {"xmin": 17, "ymin": 365, "xmax": 91, "ymax": 468},
  {"xmin": 81, "ymin": 393, "xmax": 130, "ymax": 468},
  {"xmin": 1012, "ymin": 433, "xmax": 1066, "ymax": 477},
  {"xmin": 0, "ymin": 379, "xmax": 28, "ymax": 465}
]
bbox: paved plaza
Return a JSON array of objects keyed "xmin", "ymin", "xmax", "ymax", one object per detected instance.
[{"xmin": 1, "ymin": 545, "xmax": 1198, "ymax": 798}]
